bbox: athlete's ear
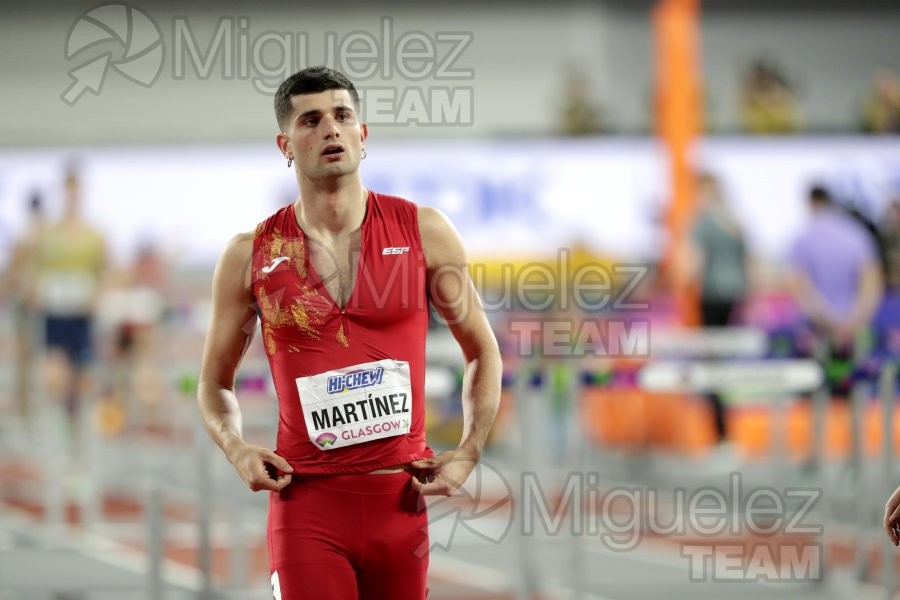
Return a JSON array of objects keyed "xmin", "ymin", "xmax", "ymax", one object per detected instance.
[
  {"xmin": 276, "ymin": 131, "xmax": 291, "ymax": 161},
  {"xmin": 360, "ymin": 122, "xmax": 368, "ymax": 147}
]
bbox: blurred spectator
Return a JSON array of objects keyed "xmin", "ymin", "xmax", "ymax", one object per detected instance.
[
  {"xmin": 860, "ymin": 68, "xmax": 900, "ymax": 134},
  {"xmin": 34, "ymin": 166, "xmax": 108, "ymax": 448},
  {"xmin": 689, "ymin": 173, "xmax": 748, "ymax": 454},
  {"xmin": 787, "ymin": 186, "xmax": 883, "ymax": 351},
  {"xmin": 880, "ymin": 198, "xmax": 900, "ymax": 291},
  {"xmin": 558, "ymin": 63, "xmax": 604, "ymax": 136},
  {"xmin": 99, "ymin": 241, "xmax": 169, "ymax": 429},
  {"xmin": 1, "ymin": 191, "xmax": 47, "ymax": 423},
  {"xmin": 738, "ymin": 60, "xmax": 800, "ymax": 134},
  {"xmin": 691, "ymin": 173, "xmax": 749, "ymax": 326},
  {"xmin": 114, "ymin": 242, "xmax": 167, "ymax": 359}
]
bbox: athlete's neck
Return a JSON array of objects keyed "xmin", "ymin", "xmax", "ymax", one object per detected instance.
[{"xmin": 295, "ymin": 175, "xmax": 367, "ymax": 236}]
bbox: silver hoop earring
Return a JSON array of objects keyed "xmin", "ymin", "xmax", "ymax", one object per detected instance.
[
  {"xmin": 361, "ymin": 148, "xmax": 367, "ymax": 160},
  {"xmin": 287, "ymin": 157, "xmax": 293, "ymax": 167}
]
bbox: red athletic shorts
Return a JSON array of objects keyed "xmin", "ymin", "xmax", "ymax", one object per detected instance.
[{"xmin": 268, "ymin": 471, "xmax": 429, "ymax": 599}]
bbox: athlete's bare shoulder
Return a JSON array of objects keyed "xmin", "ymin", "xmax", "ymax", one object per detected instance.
[
  {"xmin": 227, "ymin": 230, "xmax": 255, "ymax": 251},
  {"xmin": 417, "ymin": 206, "xmax": 466, "ymax": 268},
  {"xmin": 216, "ymin": 230, "xmax": 255, "ymax": 293},
  {"xmin": 416, "ymin": 205, "xmax": 445, "ymax": 232}
]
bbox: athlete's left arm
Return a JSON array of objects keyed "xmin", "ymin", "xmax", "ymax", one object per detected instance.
[{"xmin": 410, "ymin": 206, "xmax": 502, "ymax": 496}]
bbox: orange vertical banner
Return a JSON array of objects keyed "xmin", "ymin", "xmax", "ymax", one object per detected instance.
[{"xmin": 653, "ymin": 0, "xmax": 702, "ymax": 326}]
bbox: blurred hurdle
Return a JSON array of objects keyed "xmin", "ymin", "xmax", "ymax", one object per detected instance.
[
  {"xmin": 638, "ymin": 357, "xmax": 824, "ymax": 486},
  {"xmin": 139, "ymin": 367, "xmax": 274, "ymax": 598},
  {"xmin": 0, "ymin": 295, "xmax": 278, "ymax": 596},
  {"xmin": 507, "ymin": 326, "xmax": 838, "ymax": 598},
  {"xmin": 508, "ymin": 328, "xmax": 773, "ymax": 599},
  {"xmin": 511, "ymin": 365, "xmax": 535, "ymax": 600},
  {"xmin": 629, "ymin": 326, "xmax": 900, "ymax": 595}
]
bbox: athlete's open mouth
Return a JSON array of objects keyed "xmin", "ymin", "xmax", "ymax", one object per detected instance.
[{"xmin": 321, "ymin": 145, "xmax": 345, "ymax": 157}]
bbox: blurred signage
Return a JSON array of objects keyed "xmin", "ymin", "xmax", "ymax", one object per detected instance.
[{"xmin": 0, "ymin": 138, "xmax": 897, "ymax": 267}]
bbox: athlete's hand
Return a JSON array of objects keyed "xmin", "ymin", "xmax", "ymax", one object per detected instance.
[
  {"xmin": 409, "ymin": 450, "xmax": 477, "ymax": 497},
  {"xmin": 228, "ymin": 442, "xmax": 293, "ymax": 492},
  {"xmin": 885, "ymin": 484, "xmax": 900, "ymax": 546}
]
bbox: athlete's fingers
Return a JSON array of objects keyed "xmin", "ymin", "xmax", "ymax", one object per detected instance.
[
  {"xmin": 887, "ymin": 502, "xmax": 900, "ymax": 546},
  {"xmin": 411, "ymin": 451, "xmax": 461, "ymax": 469},
  {"xmin": 887, "ymin": 507, "xmax": 900, "ymax": 546},
  {"xmin": 248, "ymin": 459, "xmax": 280, "ymax": 492},
  {"xmin": 410, "ymin": 471, "xmax": 436, "ymax": 491},
  {"xmin": 885, "ymin": 486, "xmax": 900, "ymax": 544},
  {"xmin": 411, "ymin": 472, "xmax": 457, "ymax": 497},
  {"xmin": 410, "ymin": 469, "xmax": 430, "ymax": 485},
  {"xmin": 886, "ymin": 485, "xmax": 900, "ymax": 520},
  {"xmin": 273, "ymin": 473, "xmax": 292, "ymax": 490},
  {"xmin": 265, "ymin": 451, "xmax": 294, "ymax": 474},
  {"xmin": 886, "ymin": 508, "xmax": 897, "ymax": 545},
  {"xmin": 252, "ymin": 476, "xmax": 284, "ymax": 492},
  {"xmin": 262, "ymin": 460, "xmax": 293, "ymax": 490},
  {"xmin": 411, "ymin": 476, "xmax": 455, "ymax": 497},
  {"xmin": 410, "ymin": 457, "xmax": 439, "ymax": 469}
]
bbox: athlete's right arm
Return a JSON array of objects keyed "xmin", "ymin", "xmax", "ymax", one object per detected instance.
[{"xmin": 197, "ymin": 232, "xmax": 293, "ymax": 492}]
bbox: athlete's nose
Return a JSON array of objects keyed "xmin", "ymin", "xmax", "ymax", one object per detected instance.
[{"xmin": 322, "ymin": 115, "xmax": 341, "ymax": 140}]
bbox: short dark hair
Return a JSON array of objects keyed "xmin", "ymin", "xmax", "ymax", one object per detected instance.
[
  {"xmin": 809, "ymin": 185, "xmax": 832, "ymax": 205},
  {"xmin": 274, "ymin": 66, "xmax": 360, "ymax": 130},
  {"xmin": 28, "ymin": 190, "xmax": 42, "ymax": 214}
]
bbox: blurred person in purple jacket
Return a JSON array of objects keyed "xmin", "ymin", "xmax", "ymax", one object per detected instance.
[{"xmin": 788, "ymin": 185, "xmax": 883, "ymax": 353}]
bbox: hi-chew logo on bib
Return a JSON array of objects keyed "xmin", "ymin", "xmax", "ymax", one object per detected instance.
[
  {"xmin": 327, "ymin": 366, "xmax": 385, "ymax": 393},
  {"xmin": 297, "ymin": 359, "xmax": 412, "ymax": 451}
]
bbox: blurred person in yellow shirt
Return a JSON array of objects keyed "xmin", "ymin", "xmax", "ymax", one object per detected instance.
[{"xmin": 34, "ymin": 166, "xmax": 108, "ymax": 449}]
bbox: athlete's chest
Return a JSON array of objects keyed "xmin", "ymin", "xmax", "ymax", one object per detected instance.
[
  {"xmin": 306, "ymin": 230, "xmax": 361, "ymax": 310},
  {"xmin": 254, "ymin": 223, "xmax": 426, "ymax": 324}
]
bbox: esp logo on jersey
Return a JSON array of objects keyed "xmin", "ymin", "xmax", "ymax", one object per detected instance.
[{"xmin": 382, "ymin": 246, "xmax": 410, "ymax": 255}]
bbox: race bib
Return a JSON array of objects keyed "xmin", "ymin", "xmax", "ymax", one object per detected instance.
[{"xmin": 296, "ymin": 359, "xmax": 412, "ymax": 451}]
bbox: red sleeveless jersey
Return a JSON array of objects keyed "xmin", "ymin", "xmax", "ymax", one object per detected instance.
[{"xmin": 251, "ymin": 191, "xmax": 434, "ymax": 474}]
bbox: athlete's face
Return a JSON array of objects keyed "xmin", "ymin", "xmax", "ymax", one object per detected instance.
[{"xmin": 277, "ymin": 89, "xmax": 367, "ymax": 181}]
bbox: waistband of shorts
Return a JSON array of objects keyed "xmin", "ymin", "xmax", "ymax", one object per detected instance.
[{"xmin": 291, "ymin": 470, "xmax": 413, "ymax": 494}]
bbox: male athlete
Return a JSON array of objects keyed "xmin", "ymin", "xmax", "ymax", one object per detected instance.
[{"xmin": 197, "ymin": 66, "xmax": 502, "ymax": 599}]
